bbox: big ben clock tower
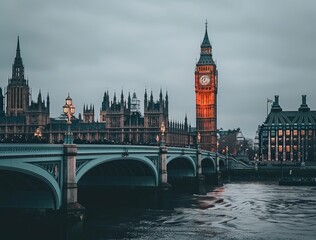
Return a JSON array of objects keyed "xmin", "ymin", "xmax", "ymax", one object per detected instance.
[{"xmin": 195, "ymin": 21, "xmax": 218, "ymax": 152}]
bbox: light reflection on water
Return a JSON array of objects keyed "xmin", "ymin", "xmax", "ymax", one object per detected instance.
[{"xmin": 84, "ymin": 182, "xmax": 316, "ymax": 240}]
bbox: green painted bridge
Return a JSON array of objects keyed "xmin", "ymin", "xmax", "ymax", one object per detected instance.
[{"xmin": 0, "ymin": 143, "xmax": 241, "ymax": 210}]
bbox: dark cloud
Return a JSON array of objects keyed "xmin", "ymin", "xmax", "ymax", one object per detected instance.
[{"xmin": 1, "ymin": 0, "xmax": 316, "ymax": 139}]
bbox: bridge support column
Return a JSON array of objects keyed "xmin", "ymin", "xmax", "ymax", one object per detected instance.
[
  {"xmin": 62, "ymin": 144, "xmax": 85, "ymax": 238},
  {"xmin": 216, "ymin": 154, "xmax": 223, "ymax": 186},
  {"xmin": 155, "ymin": 142, "xmax": 172, "ymax": 209},
  {"xmin": 196, "ymin": 148, "xmax": 206, "ymax": 194}
]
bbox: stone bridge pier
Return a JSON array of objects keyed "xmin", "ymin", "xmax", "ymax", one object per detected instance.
[
  {"xmin": 62, "ymin": 144, "xmax": 85, "ymax": 239},
  {"xmin": 156, "ymin": 142, "xmax": 172, "ymax": 208},
  {"xmin": 196, "ymin": 147, "xmax": 206, "ymax": 194}
]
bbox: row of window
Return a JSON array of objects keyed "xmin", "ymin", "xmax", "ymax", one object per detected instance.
[{"xmin": 262, "ymin": 129, "xmax": 314, "ymax": 137}]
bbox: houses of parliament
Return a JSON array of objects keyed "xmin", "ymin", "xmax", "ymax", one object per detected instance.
[{"xmin": 0, "ymin": 25, "xmax": 218, "ymax": 151}]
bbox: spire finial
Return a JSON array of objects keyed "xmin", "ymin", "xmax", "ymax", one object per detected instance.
[
  {"xmin": 205, "ymin": 19, "xmax": 208, "ymax": 30},
  {"xmin": 15, "ymin": 35, "xmax": 21, "ymax": 59}
]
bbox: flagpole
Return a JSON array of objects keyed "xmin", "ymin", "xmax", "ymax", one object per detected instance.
[
  {"xmin": 267, "ymin": 98, "xmax": 268, "ymax": 117},
  {"xmin": 267, "ymin": 98, "xmax": 272, "ymax": 117}
]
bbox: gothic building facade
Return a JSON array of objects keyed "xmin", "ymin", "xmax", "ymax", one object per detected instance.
[
  {"xmin": 195, "ymin": 22, "xmax": 218, "ymax": 152},
  {"xmin": 0, "ymin": 37, "xmax": 50, "ymax": 142},
  {"xmin": 258, "ymin": 95, "xmax": 316, "ymax": 162},
  {"xmin": 0, "ymin": 37, "xmax": 194, "ymax": 147}
]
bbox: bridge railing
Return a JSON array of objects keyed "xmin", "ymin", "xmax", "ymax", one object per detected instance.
[
  {"xmin": 0, "ymin": 144, "xmax": 64, "ymax": 158},
  {"xmin": 76, "ymin": 144, "xmax": 160, "ymax": 156},
  {"xmin": 228, "ymin": 157, "xmax": 253, "ymax": 170}
]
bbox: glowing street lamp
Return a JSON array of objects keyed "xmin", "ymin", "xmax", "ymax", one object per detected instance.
[
  {"xmin": 63, "ymin": 94, "xmax": 75, "ymax": 144},
  {"xmin": 197, "ymin": 132, "xmax": 201, "ymax": 149},
  {"xmin": 160, "ymin": 121, "xmax": 166, "ymax": 145},
  {"xmin": 156, "ymin": 134, "xmax": 160, "ymax": 146}
]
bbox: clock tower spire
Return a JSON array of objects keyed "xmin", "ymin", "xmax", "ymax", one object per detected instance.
[{"xmin": 195, "ymin": 21, "xmax": 218, "ymax": 152}]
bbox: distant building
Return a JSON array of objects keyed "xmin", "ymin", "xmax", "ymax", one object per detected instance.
[
  {"xmin": 218, "ymin": 128, "xmax": 246, "ymax": 156},
  {"xmin": 258, "ymin": 95, "xmax": 316, "ymax": 162},
  {"xmin": 0, "ymin": 37, "xmax": 50, "ymax": 142},
  {"xmin": 0, "ymin": 37, "xmax": 193, "ymax": 146}
]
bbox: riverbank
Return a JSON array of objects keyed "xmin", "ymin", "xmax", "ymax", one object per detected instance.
[{"xmin": 223, "ymin": 166, "xmax": 316, "ymax": 181}]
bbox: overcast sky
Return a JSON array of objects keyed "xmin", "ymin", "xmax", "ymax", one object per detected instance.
[{"xmin": 1, "ymin": 0, "xmax": 316, "ymax": 139}]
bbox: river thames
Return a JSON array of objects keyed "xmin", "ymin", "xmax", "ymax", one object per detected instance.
[
  {"xmin": 82, "ymin": 182, "xmax": 316, "ymax": 240},
  {"xmin": 2, "ymin": 182, "xmax": 316, "ymax": 239}
]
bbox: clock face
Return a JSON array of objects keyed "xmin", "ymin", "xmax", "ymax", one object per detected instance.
[{"xmin": 199, "ymin": 75, "xmax": 210, "ymax": 85}]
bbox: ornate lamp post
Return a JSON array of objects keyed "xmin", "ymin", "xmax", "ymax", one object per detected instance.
[
  {"xmin": 63, "ymin": 94, "xmax": 75, "ymax": 144},
  {"xmin": 197, "ymin": 132, "xmax": 201, "ymax": 149},
  {"xmin": 160, "ymin": 121, "xmax": 166, "ymax": 146},
  {"xmin": 226, "ymin": 145, "xmax": 229, "ymax": 171},
  {"xmin": 216, "ymin": 139, "xmax": 220, "ymax": 173},
  {"xmin": 156, "ymin": 134, "xmax": 160, "ymax": 146}
]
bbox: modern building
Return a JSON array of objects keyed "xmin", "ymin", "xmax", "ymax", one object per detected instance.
[
  {"xmin": 195, "ymin": 21, "xmax": 218, "ymax": 152},
  {"xmin": 0, "ymin": 37, "xmax": 194, "ymax": 146},
  {"xmin": 258, "ymin": 95, "xmax": 316, "ymax": 162}
]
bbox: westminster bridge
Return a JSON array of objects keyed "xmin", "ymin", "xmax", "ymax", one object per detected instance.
[{"xmin": 0, "ymin": 143, "xmax": 252, "ymax": 210}]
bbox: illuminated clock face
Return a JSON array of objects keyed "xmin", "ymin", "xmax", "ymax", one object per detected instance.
[{"xmin": 199, "ymin": 75, "xmax": 210, "ymax": 85}]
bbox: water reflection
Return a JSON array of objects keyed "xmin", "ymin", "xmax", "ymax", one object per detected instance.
[
  {"xmin": 83, "ymin": 182, "xmax": 316, "ymax": 240},
  {"xmin": 1, "ymin": 183, "xmax": 316, "ymax": 239}
]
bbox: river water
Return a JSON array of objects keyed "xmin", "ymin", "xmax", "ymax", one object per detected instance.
[
  {"xmin": 83, "ymin": 182, "xmax": 316, "ymax": 240},
  {"xmin": 1, "ymin": 182, "xmax": 316, "ymax": 239}
]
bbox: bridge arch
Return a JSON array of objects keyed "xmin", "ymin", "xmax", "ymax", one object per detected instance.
[
  {"xmin": 201, "ymin": 157, "xmax": 216, "ymax": 175},
  {"xmin": 219, "ymin": 157, "xmax": 226, "ymax": 171},
  {"xmin": 167, "ymin": 155, "xmax": 196, "ymax": 177},
  {"xmin": 0, "ymin": 164, "xmax": 60, "ymax": 209},
  {"xmin": 77, "ymin": 156, "xmax": 159, "ymax": 187}
]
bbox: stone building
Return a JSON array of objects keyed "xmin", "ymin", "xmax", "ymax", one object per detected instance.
[
  {"xmin": 0, "ymin": 37, "xmax": 49, "ymax": 142},
  {"xmin": 258, "ymin": 95, "xmax": 316, "ymax": 162},
  {"xmin": 195, "ymin": 21, "xmax": 218, "ymax": 152},
  {"xmin": 0, "ymin": 37, "xmax": 194, "ymax": 146}
]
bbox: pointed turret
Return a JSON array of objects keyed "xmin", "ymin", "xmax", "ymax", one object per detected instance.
[
  {"xmin": 37, "ymin": 89, "xmax": 42, "ymax": 103},
  {"xmin": 150, "ymin": 91, "xmax": 153, "ymax": 103},
  {"xmin": 46, "ymin": 93, "xmax": 50, "ymax": 113},
  {"xmin": 12, "ymin": 36, "xmax": 25, "ymax": 79},
  {"xmin": 121, "ymin": 89, "xmax": 124, "ymax": 104},
  {"xmin": 201, "ymin": 20, "xmax": 212, "ymax": 49},
  {"xmin": 128, "ymin": 92, "xmax": 131, "ymax": 109},
  {"xmin": 165, "ymin": 90, "xmax": 169, "ymax": 112},
  {"xmin": 113, "ymin": 92, "xmax": 117, "ymax": 103},
  {"xmin": 103, "ymin": 91, "xmax": 107, "ymax": 102},
  {"xmin": 159, "ymin": 88, "xmax": 163, "ymax": 102},
  {"xmin": 0, "ymin": 87, "xmax": 4, "ymax": 117},
  {"xmin": 16, "ymin": 36, "xmax": 21, "ymax": 58},
  {"xmin": 299, "ymin": 95, "xmax": 310, "ymax": 112},
  {"xmin": 271, "ymin": 95, "xmax": 282, "ymax": 112},
  {"xmin": 197, "ymin": 20, "xmax": 215, "ymax": 66},
  {"xmin": 144, "ymin": 88, "xmax": 148, "ymax": 109},
  {"xmin": 102, "ymin": 91, "xmax": 110, "ymax": 111},
  {"xmin": 184, "ymin": 114, "xmax": 188, "ymax": 131}
]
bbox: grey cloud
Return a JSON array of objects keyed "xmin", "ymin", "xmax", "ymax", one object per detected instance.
[{"xmin": 1, "ymin": 0, "xmax": 316, "ymax": 139}]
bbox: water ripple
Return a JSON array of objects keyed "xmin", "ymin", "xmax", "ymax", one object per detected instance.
[{"xmin": 85, "ymin": 183, "xmax": 316, "ymax": 240}]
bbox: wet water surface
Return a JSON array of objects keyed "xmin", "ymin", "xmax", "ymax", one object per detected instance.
[{"xmin": 83, "ymin": 182, "xmax": 316, "ymax": 240}]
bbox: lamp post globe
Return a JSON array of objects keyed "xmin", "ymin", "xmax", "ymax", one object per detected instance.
[
  {"xmin": 160, "ymin": 121, "xmax": 166, "ymax": 146},
  {"xmin": 63, "ymin": 94, "xmax": 75, "ymax": 144}
]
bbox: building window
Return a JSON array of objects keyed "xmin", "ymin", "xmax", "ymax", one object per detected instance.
[
  {"xmin": 293, "ymin": 130, "xmax": 298, "ymax": 136},
  {"xmin": 286, "ymin": 146, "xmax": 290, "ymax": 152},
  {"xmin": 278, "ymin": 130, "xmax": 283, "ymax": 136},
  {"xmin": 278, "ymin": 146, "xmax": 283, "ymax": 152},
  {"xmin": 286, "ymin": 130, "xmax": 290, "ymax": 136},
  {"xmin": 301, "ymin": 130, "xmax": 305, "ymax": 136}
]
